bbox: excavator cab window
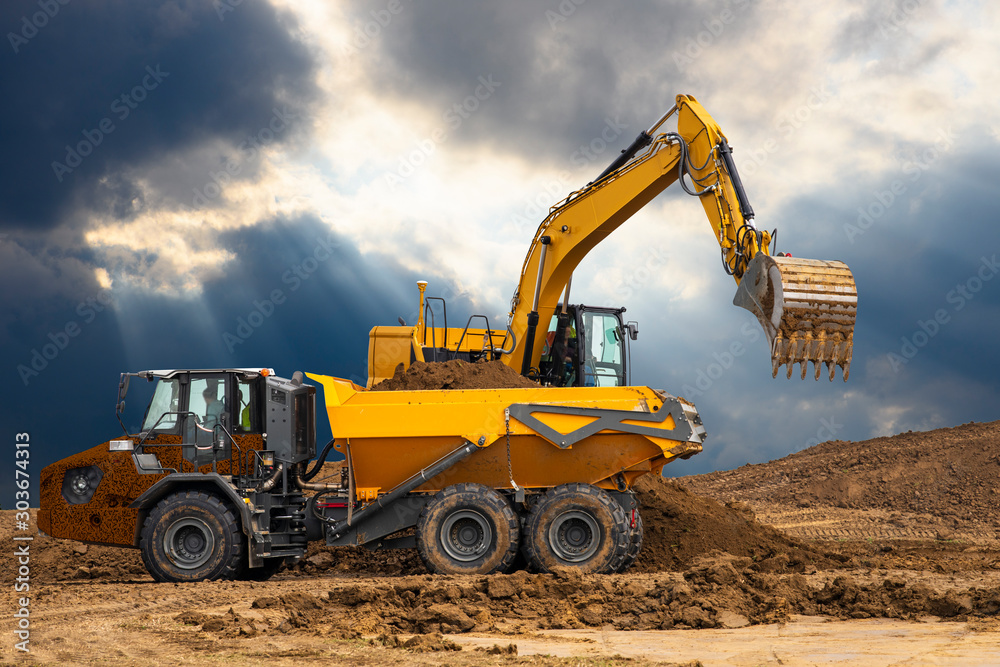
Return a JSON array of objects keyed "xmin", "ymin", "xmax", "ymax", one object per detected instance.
[
  {"xmin": 539, "ymin": 310, "xmax": 577, "ymax": 386},
  {"xmin": 579, "ymin": 310, "xmax": 626, "ymax": 387}
]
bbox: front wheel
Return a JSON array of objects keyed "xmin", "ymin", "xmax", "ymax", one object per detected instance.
[
  {"xmin": 140, "ymin": 490, "xmax": 243, "ymax": 582},
  {"xmin": 416, "ymin": 483, "xmax": 519, "ymax": 575},
  {"xmin": 522, "ymin": 483, "xmax": 629, "ymax": 574}
]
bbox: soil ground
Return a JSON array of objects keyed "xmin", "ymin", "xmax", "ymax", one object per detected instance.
[{"xmin": 5, "ymin": 369, "xmax": 999, "ymax": 666}]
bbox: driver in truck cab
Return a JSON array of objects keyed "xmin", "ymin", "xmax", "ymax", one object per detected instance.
[{"xmin": 203, "ymin": 388, "xmax": 223, "ymax": 428}]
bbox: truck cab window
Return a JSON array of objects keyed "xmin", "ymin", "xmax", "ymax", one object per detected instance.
[
  {"xmin": 236, "ymin": 378, "xmax": 258, "ymax": 432},
  {"xmin": 141, "ymin": 378, "xmax": 180, "ymax": 432},
  {"xmin": 190, "ymin": 377, "xmax": 228, "ymax": 429}
]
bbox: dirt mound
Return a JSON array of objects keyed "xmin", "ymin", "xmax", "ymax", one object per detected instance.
[
  {"xmin": 288, "ymin": 541, "xmax": 428, "ymax": 577},
  {"xmin": 215, "ymin": 565, "xmax": 999, "ymax": 639},
  {"xmin": 682, "ymin": 420, "xmax": 1000, "ymax": 527},
  {"xmin": 0, "ymin": 511, "xmax": 148, "ymax": 582},
  {"xmin": 632, "ymin": 475, "xmax": 836, "ymax": 572},
  {"xmin": 371, "ymin": 359, "xmax": 539, "ymax": 391}
]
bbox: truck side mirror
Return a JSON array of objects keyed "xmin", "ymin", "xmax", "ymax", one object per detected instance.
[
  {"xmin": 627, "ymin": 321, "xmax": 639, "ymax": 340},
  {"xmin": 117, "ymin": 374, "xmax": 130, "ymax": 406}
]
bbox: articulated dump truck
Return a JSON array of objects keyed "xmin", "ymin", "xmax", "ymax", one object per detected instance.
[{"xmin": 39, "ymin": 368, "xmax": 705, "ymax": 581}]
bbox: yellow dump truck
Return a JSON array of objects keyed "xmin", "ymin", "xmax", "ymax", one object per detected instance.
[{"xmin": 39, "ymin": 368, "xmax": 704, "ymax": 581}]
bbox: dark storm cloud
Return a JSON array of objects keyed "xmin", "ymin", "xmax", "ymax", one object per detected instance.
[
  {"xmin": 0, "ymin": 0, "xmax": 318, "ymax": 231},
  {"xmin": 2, "ymin": 214, "xmax": 476, "ymax": 501},
  {"xmin": 346, "ymin": 0, "xmax": 764, "ymax": 163}
]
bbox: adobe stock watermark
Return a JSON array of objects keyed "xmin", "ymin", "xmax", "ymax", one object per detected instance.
[
  {"xmin": 672, "ymin": 0, "xmax": 752, "ymax": 72},
  {"xmin": 887, "ymin": 254, "xmax": 999, "ymax": 372},
  {"xmin": 876, "ymin": 0, "xmax": 927, "ymax": 38},
  {"xmin": 507, "ymin": 116, "xmax": 628, "ymax": 236},
  {"xmin": 680, "ymin": 318, "xmax": 763, "ymax": 399},
  {"xmin": 382, "ymin": 74, "xmax": 501, "ymax": 191},
  {"xmin": 50, "ymin": 64, "xmax": 170, "ymax": 183},
  {"xmin": 340, "ymin": 0, "xmax": 410, "ymax": 57},
  {"xmin": 191, "ymin": 107, "xmax": 298, "ymax": 208},
  {"xmin": 545, "ymin": 0, "xmax": 587, "ymax": 30},
  {"xmin": 7, "ymin": 0, "xmax": 70, "ymax": 54},
  {"xmin": 803, "ymin": 415, "xmax": 844, "ymax": 448},
  {"xmin": 213, "ymin": 0, "xmax": 245, "ymax": 21},
  {"xmin": 843, "ymin": 126, "xmax": 957, "ymax": 243},
  {"xmin": 739, "ymin": 83, "xmax": 832, "ymax": 178},
  {"xmin": 222, "ymin": 233, "xmax": 342, "ymax": 352},
  {"xmin": 615, "ymin": 245, "xmax": 669, "ymax": 300},
  {"xmin": 17, "ymin": 290, "xmax": 115, "ymax": 386}
]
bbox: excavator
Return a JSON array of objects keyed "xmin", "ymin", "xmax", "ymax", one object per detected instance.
[{"xmin": 368, "ymin": 93, "xmax": 857, "ymax": 385}]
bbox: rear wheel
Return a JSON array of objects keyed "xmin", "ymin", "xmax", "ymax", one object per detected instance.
[
  {"xmin": 617, "ymin": 508, "xmax": 643, "ymax": 573},
  {"xmin": 140, "ymin": 491, "xmax": 243, "ymax": 583},
  {"xmin": 416, "ymin": 483, "xmax": 519, "ymax": 575},
  {"xmin": 522, "ymin": 483, "xmax": 629, "ymax": 574}
]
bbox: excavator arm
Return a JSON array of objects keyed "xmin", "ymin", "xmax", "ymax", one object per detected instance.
[{"xmin": 508, "ymin": 94, "xmax": 857, "ymax": 381}]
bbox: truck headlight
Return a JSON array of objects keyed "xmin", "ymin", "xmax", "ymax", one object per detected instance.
[{"xmin": 62, "ymin": 466, "xmax": 103, "ymax": 504}]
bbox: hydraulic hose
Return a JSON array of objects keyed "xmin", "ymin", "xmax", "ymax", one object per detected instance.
[{"xmin": 302, "ymin": 438, "xmax": 336, "ymax": 481}]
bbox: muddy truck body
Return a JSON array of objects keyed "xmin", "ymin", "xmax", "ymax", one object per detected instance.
[{"xmin": 38, "ymin": 368, "xmax": 705, "ymax": 581}]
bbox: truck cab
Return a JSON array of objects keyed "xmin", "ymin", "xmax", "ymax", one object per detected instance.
[
  {"xmin": 39, "ymin": 368, "xmax": 316, "ymax": 582},
  {"xmin": 135, "ymin": 369, "xmax": 267, "ymax": 468}
]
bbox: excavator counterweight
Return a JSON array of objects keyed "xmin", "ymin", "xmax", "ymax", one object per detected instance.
[{"xmin": 734, "ymin": 254, "xmax": 857, "ymax": 380}]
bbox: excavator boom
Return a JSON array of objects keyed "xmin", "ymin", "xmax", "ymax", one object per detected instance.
[{"xmin": 509, "ymin": 94, "xmax": 857, "ymax": 380}]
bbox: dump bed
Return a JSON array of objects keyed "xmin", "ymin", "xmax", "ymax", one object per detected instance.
[{"xmin": 306, "ymin": 374, "xmax": 706, "ymax": 498}]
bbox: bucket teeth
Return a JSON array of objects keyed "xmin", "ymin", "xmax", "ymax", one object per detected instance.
[
  {"xmin": 771, "ymin": 333, "xmax": 853, "ymax": 381},
  {"xmin": 735, "ymin": 254, "xmax": 857, "ymax": 381}
]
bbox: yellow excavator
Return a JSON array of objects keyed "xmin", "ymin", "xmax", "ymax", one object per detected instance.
[{"xmin": 369, "ymin": 93, "xmax": 857, "ymax": 385}]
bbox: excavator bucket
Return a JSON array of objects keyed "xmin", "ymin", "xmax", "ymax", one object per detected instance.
[{"xmin": 733, "ymin": 255, "xmax": 857, "ymax": 380}]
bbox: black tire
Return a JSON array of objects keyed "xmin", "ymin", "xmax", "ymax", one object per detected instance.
[
  {"xmin": 140, "ymin": 490, "xmax": 243, "ymax": 583},
  {"xmin": 503, "ymin": 549, "xmax": 529, "ymax": 573},
  {"xmin": 617, "ymin": 508, "xmax": 643, "ymax": 573},
  {"xmin": 416, "ymin": 483, "xmax": 519, "ymax": 575},
  {"xmin": 522, "ymin": 483, "xmax": 629, "ymax": 574}
]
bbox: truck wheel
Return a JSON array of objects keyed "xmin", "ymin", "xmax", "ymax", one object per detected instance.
[
  {"xmin": 140, "ymin": 491, "xmax": 243, "ymax": 583},
  {"xmin": 416, "ymin": 483, "xmax": 519, "ymax": 575},
  {"xmin": 617, "ymin": 508, "xmax": 643, "ymax": 573},
  {"xmin": 522, "ymin": 483, "xmax": 629, "ymax": 574}
]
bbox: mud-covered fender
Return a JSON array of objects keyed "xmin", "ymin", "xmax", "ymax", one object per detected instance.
[{"xmin": 128, "ymin": 473, "xmax": 254, "ymax": 545}]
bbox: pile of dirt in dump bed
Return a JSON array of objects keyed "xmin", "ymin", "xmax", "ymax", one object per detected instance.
[
  {"xmin": 370, "ymin": 359, "xmax": 539, "ymax": 391},
  {"xmin": 681, "ymin": 420, "xmax": 1000, "ymax": 526}
]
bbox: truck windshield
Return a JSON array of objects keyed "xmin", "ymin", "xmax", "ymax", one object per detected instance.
[
  {"xmin": 142, "ymin": 378, "xmax": 180, "ymax": 432},
  {"xmin": 582, "ymin": 312, "xmax": 625, "ymax": 387}
]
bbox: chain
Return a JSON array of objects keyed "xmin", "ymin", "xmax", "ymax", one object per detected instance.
[{"xmin": 504, "ymin": 408, "xmax": 519, "ymax": 492}]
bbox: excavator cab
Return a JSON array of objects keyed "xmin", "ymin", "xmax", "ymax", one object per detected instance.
[{"xmin": 539, "ymin": 305, "xmax": 633, "ymax": 388}]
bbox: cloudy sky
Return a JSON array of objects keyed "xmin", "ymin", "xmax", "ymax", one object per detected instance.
[{"xmin": 3, "ymin": 0, "xmax": 999, "ymax": 504}]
